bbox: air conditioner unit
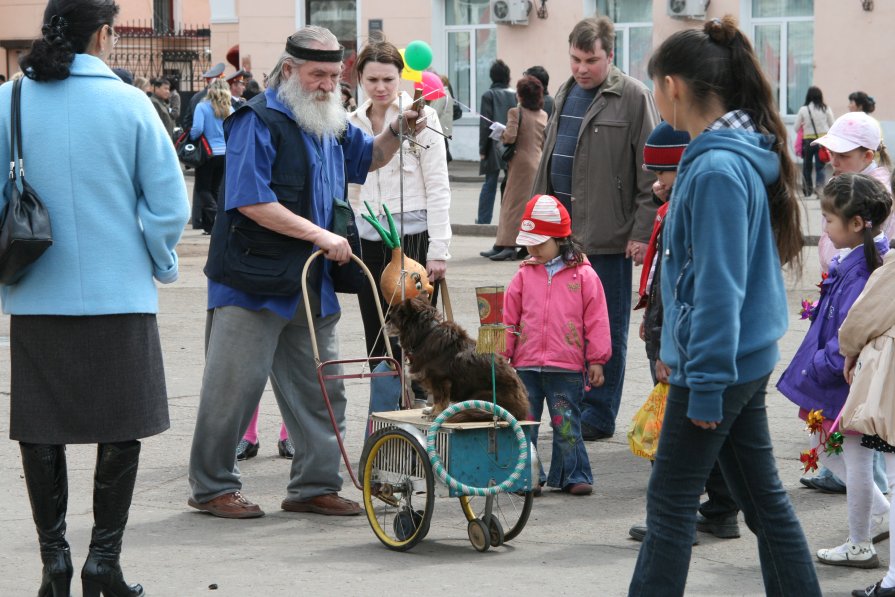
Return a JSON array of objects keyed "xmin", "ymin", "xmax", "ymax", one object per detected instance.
[
  {"xmin": 491, "ymin": 0, "xmax": 532, "ymax": 25},
  {"xmin": 667, "ymin": 0, "xmax": 709, "ymax": 18}
]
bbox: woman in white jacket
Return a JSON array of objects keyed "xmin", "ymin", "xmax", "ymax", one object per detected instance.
[{"xmin": 348, "ymin": 39, "xmax": 451, "ymax": 358}]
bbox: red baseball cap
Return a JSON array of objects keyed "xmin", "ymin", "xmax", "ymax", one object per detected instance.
[{"xmin": 516, "ymin": 195, "xmax": 572, "ymax": 246}]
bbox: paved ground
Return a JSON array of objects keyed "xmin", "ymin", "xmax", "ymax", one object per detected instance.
[{"xmin": 0, "ymin": 163, "xmax": 872, "ymax": 596}]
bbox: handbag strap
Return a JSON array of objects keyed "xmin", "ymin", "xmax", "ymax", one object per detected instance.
[
  {"xmin": 807, "ymin": 106, "xmax": 819, "ymax": 137},
  {"xmin": 9, "ymin": 77, "xmax": 23, "ymax": 182}
]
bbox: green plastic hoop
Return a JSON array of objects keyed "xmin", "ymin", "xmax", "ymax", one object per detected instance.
[{"xmin": 425, "ymin": 400, "xmax": 529, "ymax": 496}]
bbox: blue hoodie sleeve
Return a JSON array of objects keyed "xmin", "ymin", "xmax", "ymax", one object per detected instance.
[{"xmin": 683, "ymin": 170, "xmax": 750, "ymax": 422}]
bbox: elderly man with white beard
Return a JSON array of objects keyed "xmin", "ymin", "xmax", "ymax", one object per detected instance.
[{"xmin": 187, "ymin": 25, "xmax": 425, "ymax": 519}]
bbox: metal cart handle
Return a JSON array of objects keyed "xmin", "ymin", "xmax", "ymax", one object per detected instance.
[{"xmin": 300, "ymin": 249, "xmax": 394, "ymax": 364}]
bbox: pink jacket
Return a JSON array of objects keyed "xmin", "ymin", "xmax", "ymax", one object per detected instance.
[{"xmin": 503, "ymin": 258, "xmax": 612, "ymax": 371}]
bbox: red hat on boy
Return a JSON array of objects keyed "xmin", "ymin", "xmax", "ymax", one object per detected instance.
[{"xmin": 516, "ymin": 195, "xmax": 572, "ymax": 246}]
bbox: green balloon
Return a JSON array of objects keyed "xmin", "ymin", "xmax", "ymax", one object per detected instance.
[{"xmin": 404, "ymin": 40, "xmax": 433, "ymax": 72}]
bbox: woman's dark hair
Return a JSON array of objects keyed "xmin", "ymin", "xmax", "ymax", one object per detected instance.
[
  {"xmin": 820, "ymin": 173, "xmax": 892, "ymax": 273},
  {"xmin": 558, "ymin": 235, "xmax": 585, "ymax": 266},
  {"xmin": 490, "ymin": 59, "xmax": 510, "ymax": 86},
  {"xmin": 516, "ymin": 75, "xmax": 543, "ymax": 111},
  {"xmin": 804, "ymin": 86, "xmax": 825, "ymax": 110},
  {"xmin": 523, "ymin": 66, "xmax": 549, "ymax": 94},
  {"xmin": 849, "ymin": 91, "xmax": 876, "ymax": 114},
  {"xmin": 150, "ymin": 77, "xmax": 169, "ymax": 89},
  {"xmin": 647, "ymin": 15, "xmax": 801, "ymax": 267},
  {"xmin": 354, "ymin": 39, "xmax": 403, "ymax": 77},
  {"xmin": 20, "ymin": 0, "xmax": 120, "ymax": 82}
]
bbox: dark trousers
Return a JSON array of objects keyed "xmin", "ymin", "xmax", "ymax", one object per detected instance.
[
  {"xmin": 194, "ymin": 155, "xmax": 225, "ymax": 233},
  {"xmin": 801, "ymin": 142, "xmax": 825, "ymax": 193},
  {"xmin": 476, "ymin": 170, "xmax": 506, "ymax": 225},
  {"xmin": 581, "ymin": 254, "xmax": 631, "ymax": 434},
  {"xmin": 628, "ymin": 376, "xmax": 820, "ymax": 597}
]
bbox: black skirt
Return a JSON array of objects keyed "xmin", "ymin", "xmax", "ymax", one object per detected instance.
[{"xmin": 9, "ymin": 314, "xmax": 170, "ymax": 444}]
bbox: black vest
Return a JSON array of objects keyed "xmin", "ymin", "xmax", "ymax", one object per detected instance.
[{"xmin": 203, "ymin": 92, "xmax": 319, "ymax": 297}]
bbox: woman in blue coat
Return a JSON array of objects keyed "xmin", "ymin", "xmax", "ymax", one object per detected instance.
[{"xmin": 0, "ymin": 1, "xmax": 189, "ymax": 595}]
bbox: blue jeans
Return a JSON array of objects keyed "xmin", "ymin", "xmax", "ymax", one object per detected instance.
[
  {"xmin": 629, "ymin": 375, "xmax": 820, "ymax": 597},
  {"xmin": 476, "ymin": 170, "xmax": 500, "ymax": 224},
  {"xmin": 582, "ymin": 254, "xmax": 631, "ymax": 435},
  {"xmin": 801, "ymin": 142, "xmax": 825, "ymax": 191},
  {"xmin": 518, "ymin": 370, "xmax": 592, "ymax": 488}
]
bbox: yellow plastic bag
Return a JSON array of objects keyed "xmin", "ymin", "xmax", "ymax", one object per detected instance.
[{"xmin": 627, "ymin": 383, "xmax": 669, "ymax": 460}]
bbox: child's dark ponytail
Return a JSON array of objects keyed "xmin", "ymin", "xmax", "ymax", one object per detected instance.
[
  {"xmin": 821, "ymin": 173, "xmax": 893, "ymax": 273},
  {"xmin": 19, "ymin": 0, "xmax": 120, "ymax": 82},
  {"xmin": 648, "ymin": 15, "xmax": 801, "ymax": 268},
  {"xmin": 558, "ymin": 235, "xmax": 585, "ymax": 266}
]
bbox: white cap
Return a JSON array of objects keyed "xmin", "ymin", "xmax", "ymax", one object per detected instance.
[{"xmin": 813, "ymin": 111, "xmax": 881, "ymax": 154}]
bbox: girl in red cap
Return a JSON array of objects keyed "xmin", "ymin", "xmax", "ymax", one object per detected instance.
[{"xmin": 502, "ymin": 194, "xmax": 612, "ymax": 496}]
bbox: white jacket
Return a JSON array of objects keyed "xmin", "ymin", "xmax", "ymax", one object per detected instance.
[{"xmin": 347, "ymin": 92, "xmax": 451, "ymax": 261}]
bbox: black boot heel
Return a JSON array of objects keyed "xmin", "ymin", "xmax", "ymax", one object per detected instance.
[
  {"xmin": 38, "ymin": 549, "xmax": 73, "ymax": 596},
  {"xmin": 82, "ymin": 556, "xmax": 144, "ymax": 597}
]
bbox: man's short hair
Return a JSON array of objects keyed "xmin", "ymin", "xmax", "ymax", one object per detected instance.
[
  {"xmin": 150, "ymin": 77, "xmax": 170, "ymax": 88},
  {"xmin": 490, "ymin": 59, "xmax": 510, "ymax": 86},
  {"xmin": 523, "ymin": 66, "xmax": 549, "ymax": 94},
  {"xmin": 569, "ymin": 16, "xmax": 615, "ymax": 56}
]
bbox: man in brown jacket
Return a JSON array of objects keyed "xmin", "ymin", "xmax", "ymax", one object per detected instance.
[{"xmin": 531, "ymin": 16, "xmax": 659, "ymax": 441}]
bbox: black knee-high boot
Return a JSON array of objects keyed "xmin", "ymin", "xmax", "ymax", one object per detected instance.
[
  {"xmin": 20, "ymin": 442, "xmax": 73, "ymax": 597},
  {"xmin": 81, "ymin": 441, "xmax": 145, "ymax": 597}
]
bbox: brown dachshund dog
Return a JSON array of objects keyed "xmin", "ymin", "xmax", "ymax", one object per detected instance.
[{"xmin": 387, "ymin": 297, "xmax": 529, "ymax": 423}]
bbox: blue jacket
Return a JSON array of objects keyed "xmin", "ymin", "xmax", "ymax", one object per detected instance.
[
  {"xmin": 777, "ymin": 238, "xmax": 889, "ymax": 416},
  {"xmin": 0, "ymin": 54, "xmax": 189, "ymax": 315},
  {"xmin": 660, "ymin": 129, "xmax": 788, "ymax": 422},
  {"xmin": 191, "ymin": 100, "xmax": 228, "ymax": 156}
]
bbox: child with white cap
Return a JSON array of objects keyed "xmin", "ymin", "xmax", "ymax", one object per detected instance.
[
  {"xmin": 814, "ymin": 111, "xmax": 894, "ymax": 271},
  {"xmin": 502, "ymin": 194, "xmax": 612, "ymax": 496}
]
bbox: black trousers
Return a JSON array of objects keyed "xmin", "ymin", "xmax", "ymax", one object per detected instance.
[{"xmin": 194, "ymin": 155, "xmax": 225, "ymax": 233}]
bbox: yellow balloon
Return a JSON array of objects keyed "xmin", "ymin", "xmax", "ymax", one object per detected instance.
[{"xmin": 398, "ymin": 48, "xmax": 423, "ymax": 82}]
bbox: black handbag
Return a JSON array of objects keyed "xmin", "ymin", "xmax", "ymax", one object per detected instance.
[
  {"xmin": 498, "ymin": 107, "xmax": 522, "ymax": 163},
  {"xmin": 174, "ymin": 128, "xmax": 212, "ymax": 169},
  {"xmin": 0, "ymin": 78, "xmax": 53, "ymax": 285},
  {"xmin": 330, "ymin": 198, "xmax": 365, "ymax": 294}
]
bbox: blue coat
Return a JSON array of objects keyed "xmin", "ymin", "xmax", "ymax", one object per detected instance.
[
  {"xmin": 777, "ymin": 238, "xmax": 889, "ymax": 416},
  {"xmin": 660, "ymin": 129, "xmax": 788, "ymax": 422},
  {"xmin": 0, "ymin": 54, "xmax": 189, "ymax": 315}
]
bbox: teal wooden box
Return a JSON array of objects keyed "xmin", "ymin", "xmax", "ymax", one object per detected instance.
[{"xmin": 370, "ymin": 409, "xmax": 537, "ymax": 496}]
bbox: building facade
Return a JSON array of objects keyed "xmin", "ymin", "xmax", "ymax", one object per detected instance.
[{"xmin": 1, "ymin": 1, "xmax": 893, "ymax": 160}]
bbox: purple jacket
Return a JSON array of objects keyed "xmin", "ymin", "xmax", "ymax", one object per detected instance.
[{"xmin": 777, "ymin": 237, "xmax": 889, "ymax": 416}]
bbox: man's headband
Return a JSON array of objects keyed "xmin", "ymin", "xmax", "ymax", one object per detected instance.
[{"xmin": 285, "ymin": 38, "xmax": 344, "ymax": 62}]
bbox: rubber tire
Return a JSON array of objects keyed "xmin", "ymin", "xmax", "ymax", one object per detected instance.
[
  {"xmin": 459, "ymin": 490, "xmax": 533, "ymax": 542},
  {"xmin": 468, "ymin": 518, "xmax": 491, "ymax": 552},
  {"xmin": 361, "ymin": 427, "xmax": 434, "ymax": 551}
]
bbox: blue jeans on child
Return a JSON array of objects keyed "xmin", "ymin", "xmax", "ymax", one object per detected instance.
[
  {"xmin": 518, "ymin": 369, "xmax": 592, "ymax": 488},
  {"xmin": 628, "ymin": 375, "xmax": 820, "ymax": 597}
]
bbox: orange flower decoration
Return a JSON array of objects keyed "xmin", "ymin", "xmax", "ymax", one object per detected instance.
[{"xmin": 805, "ymin": 409, "xmax": 825, "ymax": 435}]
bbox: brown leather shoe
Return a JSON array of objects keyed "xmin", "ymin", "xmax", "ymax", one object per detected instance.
[
  {"xmin": 188, "ymin": 491, "xmax": 265, "ymax": 519},
  {"xmin": 281, "ymin": 493, "xmax": 361, "ymax": 516},
  {"xmin": 565, "ymin": 483, "xmax": 593, "ymax": 496}
]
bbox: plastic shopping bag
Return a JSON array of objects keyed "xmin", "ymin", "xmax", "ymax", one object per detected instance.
[{"xmin": 627, "ymin": 382, "xmax": 669, "ymax": 461}]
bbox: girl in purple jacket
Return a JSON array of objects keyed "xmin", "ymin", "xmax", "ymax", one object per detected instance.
[
  {"xmin": 503, "ymin": 195, "xmax": 612, "ymax": 496},
  {"xmin": 777, "ymin": 173, "xmax": 892, "ymax": 569}
]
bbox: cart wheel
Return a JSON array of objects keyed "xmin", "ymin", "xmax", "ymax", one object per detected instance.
[
  {"xmin": 361, "ymin": 428, "xmax": 434, "ymax": 551},
  {"xmin": 459, "ymin": 491, "xmax": 533, "ymax": 542},
  {"xmin": 467, "ymin": 519, "xmax": 491, "ymax": 552},
  {"xmin": 482, "ymin": 514, "xmax": 505, "ymax": 547}
]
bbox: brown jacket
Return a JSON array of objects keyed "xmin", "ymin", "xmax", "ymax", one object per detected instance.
[
  {"xmin": 840, "ymin": 251, "xmax": 895, "ymax": 443},
  {"xmin": 531, "ymin": 66, "xmax": 659, "ymax": 254}
]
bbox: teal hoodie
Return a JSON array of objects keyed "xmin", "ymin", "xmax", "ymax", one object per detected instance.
[{"xmin": 659, "ymin": 129, "xmax": 788, "ymax": 422}]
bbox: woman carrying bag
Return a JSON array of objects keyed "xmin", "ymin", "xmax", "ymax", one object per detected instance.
[
  {"xmin": 793, "ymin": 86, "xmax": 834, "ymax": 196},
  {"xmin": 0, "ymin": 1, "xmax": 189, "ymax": 595}
]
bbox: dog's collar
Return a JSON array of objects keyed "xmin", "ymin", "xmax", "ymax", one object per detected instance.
[{"xmin": 403, "ymin": 319, "xmax": 440, "ymax": 361}]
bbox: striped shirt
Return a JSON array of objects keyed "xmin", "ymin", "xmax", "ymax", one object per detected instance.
[{"xmin": 550, "ymin": 84, "xmax": 598, "ymax": 211}]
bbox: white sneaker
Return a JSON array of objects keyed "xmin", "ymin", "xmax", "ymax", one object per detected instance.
[
  {"xmin": 871, "ymin": 512, "xmax": 890, "ymax": 544},
  {"xmin": 817, "ymin": 538, "xmax": 879, "ymax": 568}
]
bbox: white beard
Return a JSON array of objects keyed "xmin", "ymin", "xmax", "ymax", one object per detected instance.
[{"xmin": 277, "ymin": 75, "xmax": 347, "ymax": 138}]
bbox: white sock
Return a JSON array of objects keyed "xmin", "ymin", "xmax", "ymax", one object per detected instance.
[
  {"xmin": 883, "ymin": 454, "xmax": 895, "ymax": 589},
  {"xmin": 821, "ymin": 436, "xmax": 874, "ymax": 543}
]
